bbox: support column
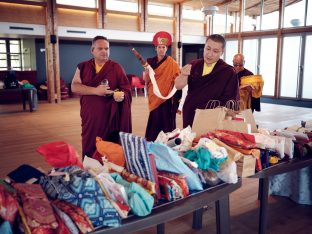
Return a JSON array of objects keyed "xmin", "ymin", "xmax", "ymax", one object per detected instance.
[
  {"xmin": 45, "ymin": 0, "xmax": 60, "ymax": 103},
  {"xmin": 172, "ymin": 3, "xmax": 182, "ymax": 65}
]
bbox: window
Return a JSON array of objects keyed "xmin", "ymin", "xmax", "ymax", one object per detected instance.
[
  {"xmin": 302, "ymin": 35, "xmax": 312, "ymax": 99},
  {"xmin": 212, "ymin": 6, "xmax": 227, "ymax": 34},
  {"xmin": 243, "ymin": 1, "xmax": 260, "ymax": 32},
  {"xmin": 0, "ymin": 40, "xmax": 7, "ymax": 71},
  {"xmin": 182, "ymin": 8, "xmax": 204, "ymax": 21},
  {"xmin": 106, "ymin": 0, "xmax": 138, "ymax": 13},
  {"xmin": 242, "ymin": 39, "xmax": 258, "ymax": 74},
  {"xmin": 259, "ymin": 37, "xmax": 277, "ymax": 96},
  {"xmin": 224, "ymin": 40, "xmax": 238, "ymax": 65},
  {"xmin": 0, "ymin": 39, "xmax": 22, "ymax": 71},
  {"xmin": 284, "ymin": 0, "xmax": 305, "ymax": 28},
  {"xmin": 280, "ymin": 36, "xmax": 301, "ymax": 97},
  {"xmin": 307, "ymin": 0, "xmax": 312, "ymax": 25},
  {"xmin": 56, "ymin": 0, "xmax": 97, "ymax": 8},
  {"xmin": 148, "ymin": 1, "xmax": 173, "ymax": 17}
]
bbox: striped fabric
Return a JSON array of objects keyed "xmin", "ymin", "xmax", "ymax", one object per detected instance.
[{"xmin": 119, "ymin": 132, "xmax": 155, "ymax": 182}]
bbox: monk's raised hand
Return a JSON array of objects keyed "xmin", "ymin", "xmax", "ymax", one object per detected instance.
[{"xmin": 181, "ymin": 64, "xmax": 192, "ymax": 76}]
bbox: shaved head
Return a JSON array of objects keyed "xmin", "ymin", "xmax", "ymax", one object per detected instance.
[{"xmin": 233, "ymin": 53, "xmax": 245, "ymax": 73}]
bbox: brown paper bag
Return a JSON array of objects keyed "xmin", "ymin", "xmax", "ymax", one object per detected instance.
[
  {"xmin": 239, "ymin": 109, "xmax": 258, "ymax": 133},
  {"xmin": 236, "ymin": 155, "xmax": 256, "ymax": 177},
  {"xmin": 221, "ymin": 119, "xmax": 251, "ymax": 134},
  {"xmin": 192, "ymin": 107, "xmax": 227, "ymax": 136}
]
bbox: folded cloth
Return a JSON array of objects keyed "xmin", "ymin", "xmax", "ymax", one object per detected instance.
[
  {"xmin": 53, "ymin": 200, "xmax": 94, "ymax": 234},
  {"xmin": 39, "ymin": 166, "xmax": 120, "ymax": 228},
  {"xmin": 13, "ymin": 183, "xmax": 58, "ymax": 231},
  {"xmin": 0, "ymin": 184, "xmax": 19, "ymax": 224},
  {"xmin": 110, "ymin": 173, "xmax": 154, "ymax": 217},
  {"xmin": 95, "ymin": 137, "xmax": 126, "ymax": 167},
  {"xmin": 119, "ymin": 132, "xmax": 156, "ymax": 182},
  {"xmin": 147, "ymin": 142, "xmax": 203, "ymax": 191},
  {"xmin": 7, "ymin": 164, "xmax": 45, "ymax": 184}
]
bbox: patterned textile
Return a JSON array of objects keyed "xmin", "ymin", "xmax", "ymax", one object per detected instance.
[
  {"xmin": 52, "ymin": 204, "xmax": 79, "ymax": 234},
  {"xmin": 13, "ymin": 183, "xmax": 58, "ymax": 232},
  {"xmin": 0, "ymin": 184, "xmax": 18, "ymax": 224},
  {"xmin": 119, "ymin": 132, "xmax": 156, "ymax": 182},
  {"xmin": 120, "ymin": 169, "xmax": 156, "ymax": 195},
  {"xmin": 157, "ymin": 171, "xmax": 189, "ymax": 197},
  {"xmin": 158, "ymin": 175, "xmax": 183, "ymax": 201},
  {"xmin": 204, "ymin": 130, "xmax": 257, "ymax": 149},
  {"xmin": 53, "ymin": 200, "xmax": 94, "ymax": 234},
  {"xmin": 39, "ymin": 166, "xmax": 120, "ymax": 228}
]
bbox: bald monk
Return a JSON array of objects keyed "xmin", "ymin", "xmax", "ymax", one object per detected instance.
[
  {"xmin": 144, "ymin": 31, "xmax": 181, "ymax": 141},
  {"xmin": 233, "ymin": 53, "xmax": 261, "ymax": 112},
  {"xmin": 71, "ymin": 36, "xmax": 132, "ymax": 158},
  {"xmin": 175, "ymin": 34, "xmax": 239, "ymax": 128}
]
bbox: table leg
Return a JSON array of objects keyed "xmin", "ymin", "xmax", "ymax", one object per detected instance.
[
  {"xmin": 21, "ymin": 89, "xmax": 26, "ymax": 111},
  {"xmin": 28, "ymin": 89, "xmax": 34, "ymax": 112},
  {"xmin": 157, "ymin": 223, "xmax": 165, "ymax": 234},
  {"xmin": 192, "ymin": 208, "xmax": 203, "ymax": 230},
  {"xmin": 258, "ymin": 179, "xmax": 263, "ymax": 200},
  {"xmin": 258, "ymin": 177, "xmax": 269, "ymax": 234},
  {"xmin": 215, "ymin": 195, "xmax": 230, "ymax": 234}
]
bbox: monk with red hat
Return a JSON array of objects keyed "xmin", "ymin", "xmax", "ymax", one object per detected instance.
[{"xmin": 144, "ymin": 31, "xmax": 181, "ymax": 141}]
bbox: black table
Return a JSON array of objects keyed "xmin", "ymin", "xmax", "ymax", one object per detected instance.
[
  {"xmin": 21, "ymin": 88, "xmax": 36, "ymax": 112},
  {"xmin": 250, "ymin": 156, "xmax": 312, "ymax": 234},
  {"xmin": 0, "ymin": 87, "xmax": 36, "ymax": 112},
  {"xmin": 93, "ymin": 179, "xmax": 242, "ymax": 234}
]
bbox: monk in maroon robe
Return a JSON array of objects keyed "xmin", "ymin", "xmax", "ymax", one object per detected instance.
[
  {"xmin": 71, "ymin": 36, "xmax": 131, "ymax": 158},
  {"xmin": 175, "ymin": 34, "xmax": 239, "ymax": 128}
]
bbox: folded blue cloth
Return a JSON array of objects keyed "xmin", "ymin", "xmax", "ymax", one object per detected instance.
[
  {"xmin": 110, "ymin": 173, "xmax": 154, "ymax": 216},
  {"xmin": 147, "ymin": 142, "xmax": 203, "ymax": 191}
]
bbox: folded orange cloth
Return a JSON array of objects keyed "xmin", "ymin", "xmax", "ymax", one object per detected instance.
[{"xmin": 95, "ymin": 137, "xmax": 125, "ymax": 167}]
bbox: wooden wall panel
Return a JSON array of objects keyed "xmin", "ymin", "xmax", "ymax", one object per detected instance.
[
  {"xmin": 147, "ymin": 18, "xmax": 173, "ymax": 33},
  {"xmin": 105, "ymin": 13, "xmax": 138, "ymax": 31},
  {"xmin": 0, "ymin": 3, "xmax": 45, "ymax": 25},
  {"xmin": 57, "ymin": 8, "xmax": 97, "ymax": 28},
  {"xmin": 182, "ymin": 20, "xmax": 204, "ymax": 36}
]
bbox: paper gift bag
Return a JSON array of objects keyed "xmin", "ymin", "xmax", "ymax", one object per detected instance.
[
  {"xmin": 240, "ymin": 109, "xmax": 258, "ymax": 133},
  {"xmin": 192, "ymin": 107, "xmax": 227, "ymax": 136},
  {"xmin": 221, "ymin": 119, "xmax": 251, "ymax": 134},
  {"xmin": 236, "ymin": 155, "xmax": 256, "ymax": 177}
]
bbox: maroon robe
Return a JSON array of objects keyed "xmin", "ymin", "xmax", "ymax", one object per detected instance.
[
  {"xmin": 145, "ymin": 56, "xmax": 181, "ymax": 141},
  {"xmin": 183, "ymin": 59, "xmax": 238, "ymax": 128},
  {"xmin": 78, "ymin": 59, "xmax": 132, "ymax": 157}
]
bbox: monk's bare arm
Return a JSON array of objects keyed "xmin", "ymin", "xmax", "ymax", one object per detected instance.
[
  {"xmin": 143, "ymin": 68, "xmax": 150, "ymax": 83},
  {"xmin": 71, "ymin": 68, "xmax": 111, "ymax": 96},
  {"xmin": 175, "ymin": 64, "xmax": 192, "ymax": 90}
]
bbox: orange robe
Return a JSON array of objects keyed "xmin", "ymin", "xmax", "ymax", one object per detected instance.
[{"xmin": 145, "ymin": 55, "xmax": 180, "ymax": 141}]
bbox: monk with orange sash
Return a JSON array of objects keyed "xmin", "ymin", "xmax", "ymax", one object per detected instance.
[{"xmin": 144, "ymin": 31, "xmax": 181, "ymax": 141}]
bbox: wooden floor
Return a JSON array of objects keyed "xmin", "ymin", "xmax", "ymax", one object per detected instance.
[{"xmin": 0, "ymin": 97, "xmax": 312, "ymax": 234}]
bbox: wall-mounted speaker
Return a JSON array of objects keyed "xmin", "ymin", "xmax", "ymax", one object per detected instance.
[
  {"xmin": 50, "ymin": 34, "xmax": 57, "ymax": 44},
  {"xmin": 177, "ymin": 41, "xmax": 182, "ymax": 49}
]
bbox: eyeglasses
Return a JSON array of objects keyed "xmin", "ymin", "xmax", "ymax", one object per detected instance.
[{"xmin": 233, "ymin": 64, "xmax": 244, "ymax": 67}]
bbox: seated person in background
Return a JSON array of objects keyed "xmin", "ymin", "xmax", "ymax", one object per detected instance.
[{"xmin": 233, "ymin": 54, "xmax": 264, "ymax": 112}]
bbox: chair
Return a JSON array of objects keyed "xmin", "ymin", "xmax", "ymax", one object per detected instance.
[{"xmin": 131, "ymin": 76, "xmax": 147, "ymax": 97}]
